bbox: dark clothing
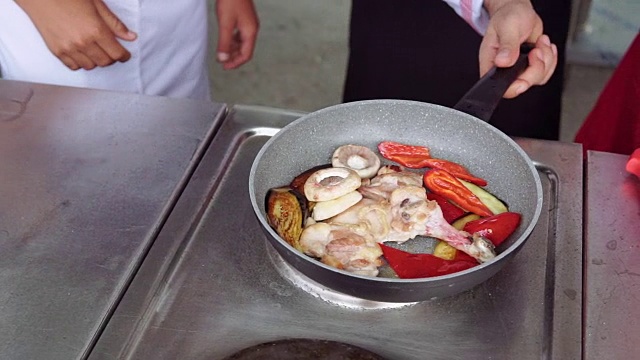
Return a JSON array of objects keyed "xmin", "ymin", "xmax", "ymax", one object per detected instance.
[{"xmin": 343, "ymin": 0, "xmax": 571, "ymax": 140}]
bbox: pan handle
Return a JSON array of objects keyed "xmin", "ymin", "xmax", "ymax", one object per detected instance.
[{"xmin": 453, "ymin": 43, "xmax": 533, "ymax": 122}]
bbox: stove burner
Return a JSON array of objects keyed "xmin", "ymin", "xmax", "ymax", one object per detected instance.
[
  {"xmin": 223, "ymin": 338, "xmax": 386, "ymax": 360},
  {"xmin": 266, "ymin": 242, "xmax": 417, "ymax": 310}
]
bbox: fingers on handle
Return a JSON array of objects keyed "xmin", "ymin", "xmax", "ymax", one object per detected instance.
[
  {"xmin": 502, "ymin": 35, "xmax": 557, "ymax": 98},
  {"xmin": 478, "ymin": 31, "xmax": 498, "ymax": 77}
]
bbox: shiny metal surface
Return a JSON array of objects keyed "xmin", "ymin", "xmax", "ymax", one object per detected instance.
[
  {"xmin": 0, "ymin": 79, "xmax": 225, "ymax": 359},
  {"xmin": 91, "ymin": 105, "xmax": 583, "ymax": 360},
  {"xmin": 584, "ymin": 151, "xmax": 640, "ymax": 359}
]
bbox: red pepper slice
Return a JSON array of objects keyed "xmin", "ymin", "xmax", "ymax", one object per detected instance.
[
  {"xmin": 380, "ymin": 244, "xmax": 477, "ymax": 279},
  {"xmin": 377, "ymin": 141, "xmax": 432, "ymax": 168},
  {"xmin": 378, "ymin": 141, "xmax": 431, "ymax": 157},
  {"xmin": 423, "ymin": 169, "xmax": 493, "ymax": 217},
  {"xmin": 463, "ymin": 212, "xmax": 522, "ymax": 247},
  {"xmin": 419, "ymin": 158, "xmax": 487, "ymax": 186},
  {"xmin": 426, "ymin": 192, "xmax": 466, "ymax": 224},
  {"xmin": 453, "ymin": 249, "xmax": 478, "ymax": 263}
]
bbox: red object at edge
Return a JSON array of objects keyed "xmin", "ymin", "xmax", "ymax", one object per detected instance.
[
  {"xmin": 574, "ymin": 32, "xmax": 640, "ymax": 156},
  {"xmin": 627, "ymin": 148, "xmax": 640, "ymax": 178}
]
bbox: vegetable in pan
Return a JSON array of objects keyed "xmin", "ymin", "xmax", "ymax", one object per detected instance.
[{"xmin": 265, "ymin": 142, "xmax": 522, "ymax": 279}]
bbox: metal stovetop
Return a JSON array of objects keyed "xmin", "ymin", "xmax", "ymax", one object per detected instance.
[
  {"xmin": 0, "ymin": 80, "xmax": 225, "ymax": 360},
  {"xmin": 90, "ymin": 105, "xmax": 583, "ymax": 360}
]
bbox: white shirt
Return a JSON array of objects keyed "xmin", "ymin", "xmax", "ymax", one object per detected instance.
[
  {"xmin": 444, "ymin": 0, "xmax": 489, "ymax": 34},
  {"xmin": 0, "ymin": 0, "xmax": 486, "ymax": 100},
  {"xmin": 0, "ymin": 0, "xmax": 210, "ymax": 100}
]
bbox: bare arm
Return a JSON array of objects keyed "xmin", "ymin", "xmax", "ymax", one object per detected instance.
[
  {"xmin": 215, "ymin": 0, "xmax": 259, "ymax": 70},
  {"xmin": 15, "ymin": 0, "xmax": 137, "ymax": 71}
]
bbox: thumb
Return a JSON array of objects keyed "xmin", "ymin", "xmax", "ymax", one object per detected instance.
[
  {"xmin": 493, "ymin": 21, "xmax": 521, "ymax": 68},
  {"xmin": 94, "ymin": 0, "xmax": 137, "ymax": 41},
  {"xmin": 216, "ymin": 18, "xmax": 235, "ymax": 62}
]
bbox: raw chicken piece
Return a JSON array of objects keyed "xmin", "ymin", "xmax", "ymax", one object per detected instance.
[
  {"xmin": 299, "ymin": 166, "xmax": 494, "ymax": 273},
  {"xmin": 299, "ymin": 222, "xmax": 383, "ymax": 276},
  {"xmin": 332, "ymin": 185, "xmax": 496, "ymax": 263},
  {"xmin": 329, "ymin": 198, "xmax": 391, "ymax": 240},
  {"xmin": 387, "ymin": 185, "xmax": 494, "ymax": 262},
  {"xmin": 358, "ymin": 167, "xmax": 422, "ymax": 201}
]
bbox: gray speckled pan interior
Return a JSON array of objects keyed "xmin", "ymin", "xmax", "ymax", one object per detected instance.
[{"xmin": 249, "ymin": 99, "xmax": 543, "ymax": 301}]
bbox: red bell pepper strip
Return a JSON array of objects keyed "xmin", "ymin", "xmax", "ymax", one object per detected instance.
[
  {"xmin": 418, "ymin": 158, "xmax": 488, "ymax": 186},
  {"xmin": 378, "ymin": 141, "xmax": 431, "ymax": 157},
  {"xmin": 377, "ymin": 141, "xmax": 432, "ymax": 169},
  {"xmin": 426, "ymin": 192, "xmax": 465, "ymax": 224},
  {"xmin": 453, "ymin": 249, "xmax": 478, "ymax": 263},
  {"xmin": 423, "ymin": 169, "xmax": 494, "ymax": 217},
  {"xmin": 380, "ymin": 243, "xmax": 477, "ymax": 279},
  {"xmin": 463, "ymin": 212, "xmax": 522, "ymax": 247}
]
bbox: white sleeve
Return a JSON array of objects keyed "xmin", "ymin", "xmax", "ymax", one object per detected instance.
[{"xmin": 442, "ymin": 0, "xmax": 490, "ymax": 35}]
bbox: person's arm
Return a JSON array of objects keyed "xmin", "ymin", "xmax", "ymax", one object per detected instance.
[
  {"xmin": 15, "ymin": 0, "xmax": 136, "ymax": 71},
  {"xmin": 214, "ymin": 0, "xmax": 259, "ymax": 70},
  {"xmin": 443, "ymin": 0, "xmax": 557, "ymax": 99},
  {"xmin": 480, "ymin": 0, "xmax": 556, "ymax": 98}
]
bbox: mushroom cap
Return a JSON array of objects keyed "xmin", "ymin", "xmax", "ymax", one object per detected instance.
[
  {"xmin": 303, "ymin": 167, "xmax": 362, "ymax": 202},
  {"xmin": 332, "ymin": 144, "xmax": 381, "ymax": 179}
]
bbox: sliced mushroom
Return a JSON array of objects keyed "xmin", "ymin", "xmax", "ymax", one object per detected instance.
[
  {"xmin": 312, "ymin": 190, "xmax": 363, "ymax": 221},
  {"xmin": 332, "ymin": 145, "xmax": 381, "ymax": 179},
  {"xmin": 303, "ymin": 167, "xmax": 361, "ymax": 202},
  {"xmin": 289, "ymin": 163, "xmax": 331, "ymax": 195}
]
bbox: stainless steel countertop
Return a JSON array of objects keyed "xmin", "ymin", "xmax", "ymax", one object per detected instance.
[
  {"xmin": 7, "ymin": 79, "xmax": 635, "ymax": 359},
  {"xmin": 584, "ymin": 150, "xmax": 640, "ymax": 359},
  {"xmin": 0, "ymin": 79, "xmax": 225, "ymax": 359},
  {"xmin": 90, "ymin": 105, "xmax": 584, "ymax": 360}
]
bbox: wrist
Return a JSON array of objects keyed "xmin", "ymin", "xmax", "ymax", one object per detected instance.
[
  {"xmin": 14, "ymin": 0, "xmax": 37, "ymax": 13},
  {"xmin": 483, "ymin": 0, "xmax": 532, "ymax": 16}
]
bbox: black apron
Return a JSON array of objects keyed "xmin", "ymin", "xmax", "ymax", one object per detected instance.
[{"xmin": 343, "ymin": 0, "xmax": 571, "ymax": 140}]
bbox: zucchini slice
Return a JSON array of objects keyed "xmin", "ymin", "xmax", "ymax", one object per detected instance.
[
  {"xmin": 433, "ymin": 241, "xmax": 457, "ymax": 260},
  {"xmin": 458, "ymin": 179, "xmax": 508, "ymax": 215},
  {"xmin": 451, "ymin": 213, "xmax": 482, "ymax": 231}
]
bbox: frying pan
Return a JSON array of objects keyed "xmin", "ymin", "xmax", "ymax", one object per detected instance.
[{"xmin": 249, "ymin": 47, "xmax": 543, "ymax": 302}]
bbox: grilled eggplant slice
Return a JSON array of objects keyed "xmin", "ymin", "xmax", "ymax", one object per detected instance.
[{"xmin": 266, "ymin": 187, "xmax": 309, "ymax": 251}]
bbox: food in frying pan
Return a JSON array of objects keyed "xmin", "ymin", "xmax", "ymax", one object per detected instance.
[
  {"xmin": 303, "ymin": 167, "xmax": 361, "ymax": 202},
  {"xmin": 265, "ymin": 141, "xmax": 522, "ymax": 279},
  {"xmin": 331, "ymin": 144, "xmax": 381, "ymax": 179},
  {"xmin": 265, "ymin": 187, "xmax": 308, "ymax": 251}
]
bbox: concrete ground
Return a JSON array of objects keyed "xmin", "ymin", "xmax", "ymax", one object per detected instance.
[{"xmin": 207, "ymin": 0, "xmax": 638, "ymax": 143}]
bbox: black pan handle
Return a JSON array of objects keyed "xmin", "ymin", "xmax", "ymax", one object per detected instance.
[{"xmin": 453, "ymin": 43, "xmax": 534, "ymax": 122}]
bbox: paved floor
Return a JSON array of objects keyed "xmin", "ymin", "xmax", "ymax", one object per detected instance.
[{"xmin": 208, "ymin": 0, "xmax": 637, "ymax": 143}]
